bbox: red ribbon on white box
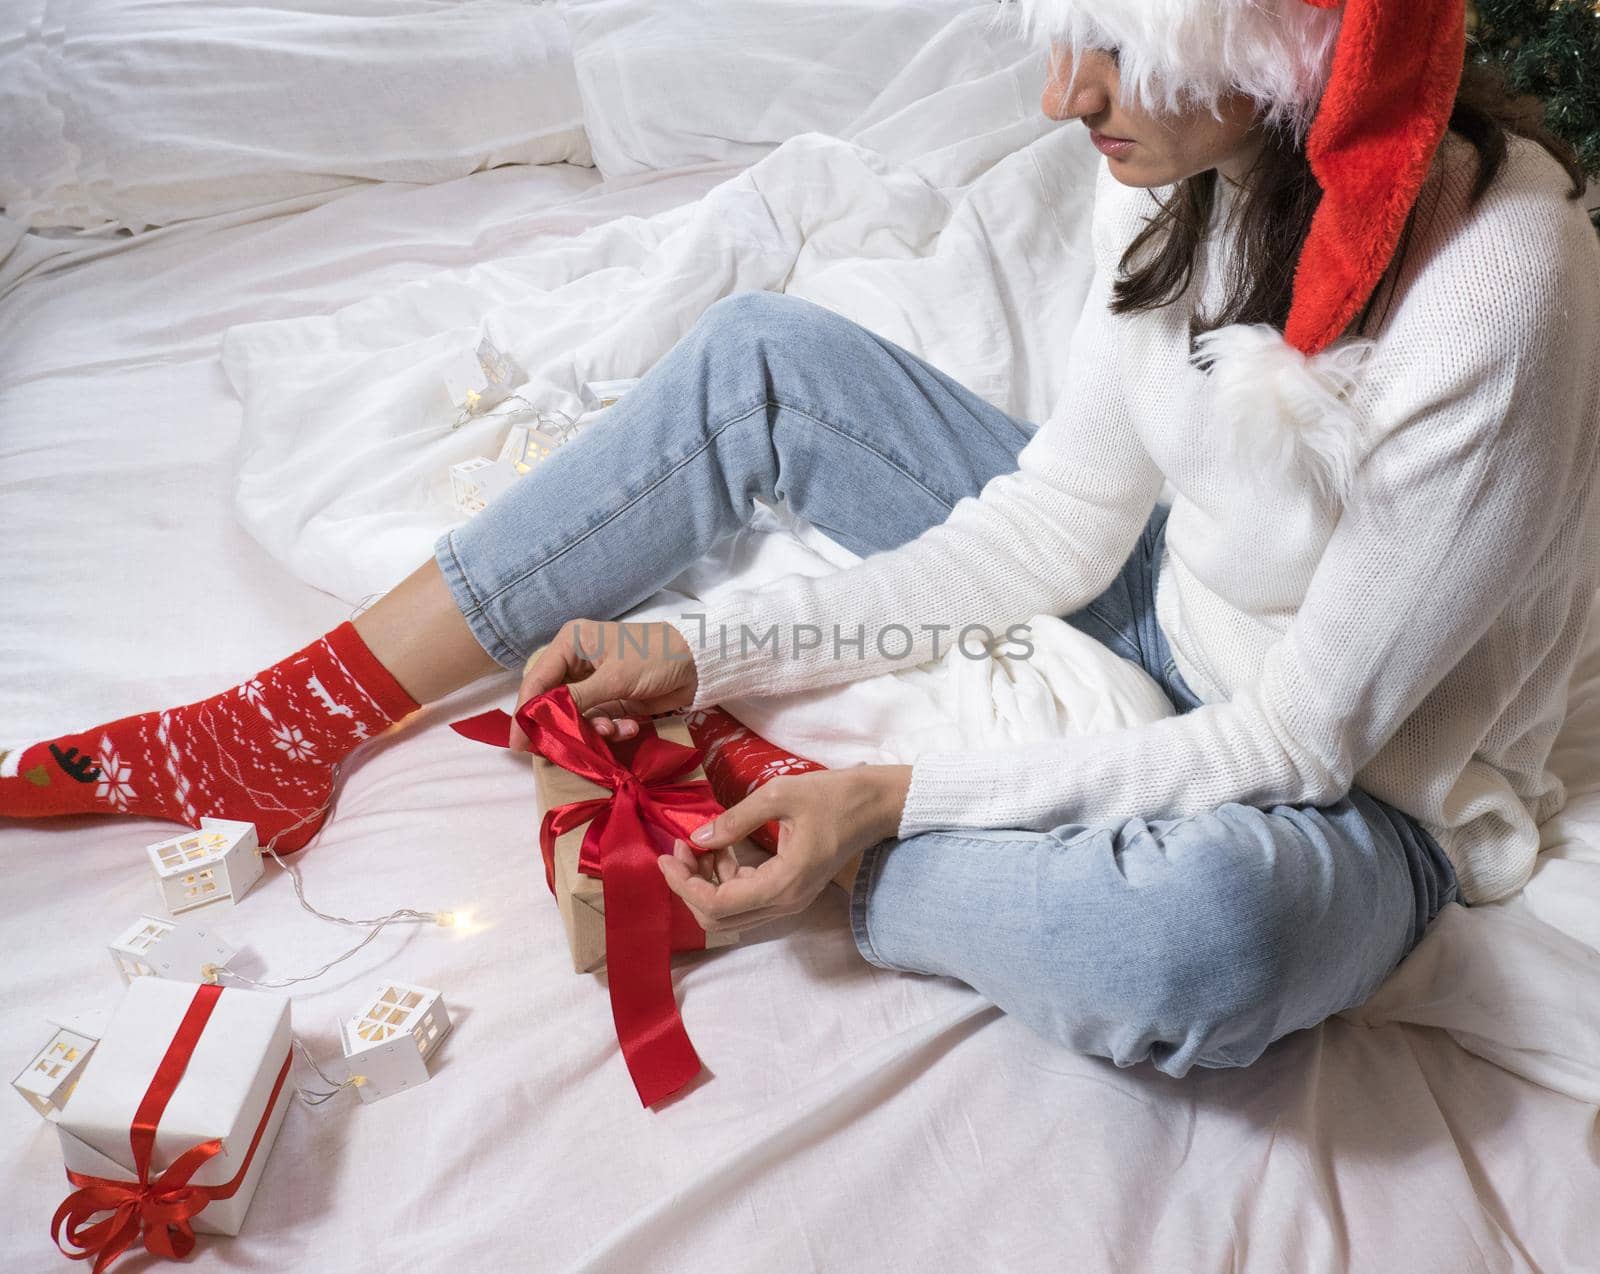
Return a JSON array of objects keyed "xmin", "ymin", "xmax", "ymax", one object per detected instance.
[{"xmin": 50, "ymin": 983, "xmax": 291, "ymax": 1274}]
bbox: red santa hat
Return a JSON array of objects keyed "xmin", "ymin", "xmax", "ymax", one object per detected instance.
[{"xmin": 1010, "ymin": 0, "xmax": 1469, "ymax": 500}]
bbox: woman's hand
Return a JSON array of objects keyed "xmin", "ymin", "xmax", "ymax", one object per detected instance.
[
  {"xmin": 511, "ymin": 619, "xmax": 697, "ymax": 751},
  {"xmin": 659, "ymin": 765, "xmax": 914, "ymax": 933}
]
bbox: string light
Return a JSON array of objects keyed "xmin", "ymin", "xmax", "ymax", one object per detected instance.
[
  {"xmin": 448, "ymin": 389, "xmax": 581, "ymax": 441},
  {"xmin": 291, "ymin": 1038, "xmax": 362, "ymax": 1108},
  {"xmin": 196, "ymin": 760, "xmax": 460, "ymax": 993},
  {"xmin": 184, "ymin": 775, "xmax": 467, "ymax": 1108}
]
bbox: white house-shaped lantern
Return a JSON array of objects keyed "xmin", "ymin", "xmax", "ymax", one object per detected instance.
[
  {"xmin": 109, "ymin": 914, "xmax": 237, "ymax": 985},
  {"xmin": 578, "ymin": 377, "xmax": 639, "ymax": 412},
  {"xmin": 339, "ymin": 982, "xmax": 451, "ymax": 1104},
  {"xmin": 448, "ymin": 456, "xmax": 520, "ymax": 516},
  {"xmin": 495, "ymin": 422, "xmax": 564, "ymax": 476},
  {"xmin": 146, "ymin": 817, "xmax": 262, "ymax": 914},
  {"xmin": 12, "ymin": 1027, "xmax": 98, "ymax": 1120},
  {"xmin": 444, "ymin": 335, "xmax": 516, "ymax": 418}
]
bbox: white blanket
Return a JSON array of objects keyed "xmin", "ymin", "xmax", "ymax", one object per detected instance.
[{"xmin": 221, "ymin": 7, "xmax": 1088, "ymax": 608}]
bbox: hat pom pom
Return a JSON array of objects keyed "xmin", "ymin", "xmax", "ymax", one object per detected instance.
[{"xmin": 1193, "ymin": 323, "xmax": 1372, "ymax": 505}]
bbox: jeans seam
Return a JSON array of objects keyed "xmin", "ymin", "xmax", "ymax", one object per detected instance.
[
  {"xmin": 474, "ymin": 396, "xmax": 959, "ymax": 614},
  {"xmin": 441, "ymin": 531, "xmax": 522, "ymax": 668},
  {"xmin": 849, "ymin": 840, "xmax": 894, "ymax": 969},
  {"xmin": 777, "ymin": 398, "xmax": 962, "ymax": 511},
  {"xmin": 473, "ymin": 399, "xmax": 769, "ymax": 612}
]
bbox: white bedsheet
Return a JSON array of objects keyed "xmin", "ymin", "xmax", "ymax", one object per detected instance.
[
  {"xmin": 5, "ymin": 42, "xmax": 1600, "ymax": 1274},
  {"xmin": 0, "ymin": 0, "xmax": 589, "ymax": 233}
]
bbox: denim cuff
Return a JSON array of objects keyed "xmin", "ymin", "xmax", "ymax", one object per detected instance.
[
  {"xmin": 434, "ymin": 529, "xmax": 525, "ymax": 671},
  {"xmin": 848, "ymin": 838, "xmax": 898, "ymax": 971}
]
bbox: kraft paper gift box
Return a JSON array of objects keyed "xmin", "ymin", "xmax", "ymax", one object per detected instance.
[
  {"xmin": 532, "ymin": 714, "xmax": 758, "ymax": 974},
  {"xmin": 54, "ymin": 977, "xmax": 293, "ymax": 1238}
]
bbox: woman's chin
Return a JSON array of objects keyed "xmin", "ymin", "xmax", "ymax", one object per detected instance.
[{"xmin": 1101, "ymin": 153, "xmax": 1174, "ymax": 189}]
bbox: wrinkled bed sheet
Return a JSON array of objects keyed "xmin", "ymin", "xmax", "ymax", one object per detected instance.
[{"xmin": 4, "ymin": 27, "xmax": 1600, "ymax": 1274}]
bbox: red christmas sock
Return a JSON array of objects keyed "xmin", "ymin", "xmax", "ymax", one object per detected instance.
[{"xmin": 0, "ymin": 623, "xmax": 418, "ymax": 851}]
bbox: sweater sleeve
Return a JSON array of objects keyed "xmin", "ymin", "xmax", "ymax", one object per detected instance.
[
  {"xmin": 670, "ymin": 263, "xmax": 1165, "ymax": 707},
  {"xmin": 898, "ymin": 228, "xmax": 1588, "ymax": 837}
]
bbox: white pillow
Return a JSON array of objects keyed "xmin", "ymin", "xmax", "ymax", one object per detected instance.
[
  {"xmin": 563, "ymin": 0, "xmax": 989, "ymax": 178},
  {"xmin": 0, "ymin": 0, "xmax": 591, "ymax": 233}
]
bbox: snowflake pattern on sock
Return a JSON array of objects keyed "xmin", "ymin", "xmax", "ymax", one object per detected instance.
[
  {"xmin": 0, "ymin": 623, "xmax": 417, "ymax": 852},
  {"xmin": 94, "ymin": 739, "xmax": 136, "ymax": 812}
]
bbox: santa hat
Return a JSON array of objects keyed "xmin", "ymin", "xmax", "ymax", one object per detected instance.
[{"xmin": 1010, "ymin": 0, "xmax": 1468, "ymax": 500}]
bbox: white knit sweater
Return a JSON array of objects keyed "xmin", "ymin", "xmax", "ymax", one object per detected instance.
[{"xmin": 674, "ymin": 136, "xmax": 1600, "ymax": 904}]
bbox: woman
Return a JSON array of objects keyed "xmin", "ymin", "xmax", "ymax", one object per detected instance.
[{"xmin": 6, "ymin": 1, "xmax": 1597, "ymax": 1074}]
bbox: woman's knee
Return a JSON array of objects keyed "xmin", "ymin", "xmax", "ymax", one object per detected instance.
[
  {"xmin": 1017, "ymin": 819, "xmax": 1306, "ymax": 1072},
  {"xmin": 696, "ymin": 289, "xmax": 826, "ymax": 353},
  {"xmin": 1021, "ymin": 929, "xmax": 1287, "ymax": 1073},
  {"xmin": 856, "ymin": 817, "xmax": 1313, "ymax": 1075}
]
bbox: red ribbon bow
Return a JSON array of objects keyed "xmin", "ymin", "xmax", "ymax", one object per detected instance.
[
  {"xmin": 453, "ymin": 686, "xmax": 725, "ymax": 1106},
  {"xmin": 52, "ymin": 1144, "xmax": 221, "ymax": 1274},
  {"xmin": 51, "ymin": 983, "xmax": 292, "ymax": 1274}
]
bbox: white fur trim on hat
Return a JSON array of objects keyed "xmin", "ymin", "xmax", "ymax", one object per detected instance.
[
  {"xmin": 1002, "ymin": 0, "xmax": 1342, "ymax": 134},
  {"xmin": 1192, "ymin": 323, "xmax": 1371, "ymax": 503}
]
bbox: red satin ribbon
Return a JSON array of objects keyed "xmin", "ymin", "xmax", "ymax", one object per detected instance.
[
  {"xmin": 453, "ymin": 686, "xmax": 725, "ymax": 1107},
  {"xmin": 52, "ymin": 983, "xmax": 293, "ymax": 1274}
]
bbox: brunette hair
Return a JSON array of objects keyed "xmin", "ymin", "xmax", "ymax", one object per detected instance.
[{"xmin": 1110, "ymin": 57, "xmax": 1587, "ymax": 338}]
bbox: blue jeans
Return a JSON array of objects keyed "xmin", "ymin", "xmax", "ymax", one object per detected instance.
[{"xmin": 438, "ymin": 290, "xmax": 1458, "ymax": 1075}]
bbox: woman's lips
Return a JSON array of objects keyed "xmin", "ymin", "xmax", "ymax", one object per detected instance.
[{"xmin": 1089, "ymin": 130, "xmax": 1135, "ymax": 158}]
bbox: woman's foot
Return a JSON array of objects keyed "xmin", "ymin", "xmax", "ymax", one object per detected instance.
[{"xmin": 0, "ymin": 623, "xmax": 418, "ymax": 851}]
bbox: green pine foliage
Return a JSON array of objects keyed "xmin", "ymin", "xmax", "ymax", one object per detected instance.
[{"xmin": 1469, "ymin": 0, "xmax": 1599, "ymax": 228}]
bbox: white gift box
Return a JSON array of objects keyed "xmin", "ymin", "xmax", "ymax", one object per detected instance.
[{"xmin": 55, "ymin": 979, "xmax": 292, "ymax": 1237}]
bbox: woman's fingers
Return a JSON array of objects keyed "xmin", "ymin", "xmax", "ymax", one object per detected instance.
[
  {"xmin": 520, "ymin": 633, "xmax": 587, "ymax": 701},
  {"xmin": 697, "ymin": 905, "xmax": 787, "ymax": 935},
  {"xmin": 588, "ymin": 715, "xmax": 640, "ymax": 741},
  {"xmin": 671, "ymin": 839, "xmax": 744, "ymax": 885},
  {"xmin": 660, "ymin": 851, "xmax": 783, "ymax": 933},
  {"xmin": 510, "ymin": 627, "xmax": 595, "ymax": 751},
  {"xmin": 666, "ymin": 839, "xmax": 742, "ymax": 888},
  {"xmin": 512, "ymin": 622, "xmax": 698, "ymax": 752},
  {"xmin": 659, "ymin": 850, "xmax": 798, "ymax": 918},
  {"xmin": 671, "ymin": 837, "xmax": 713, "ymax": 883},
  {"xmin": 689, "ymin": 783, "xmax": 785, "ymax": 850}
]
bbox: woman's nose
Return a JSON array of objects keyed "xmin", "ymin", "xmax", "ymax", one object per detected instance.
[{"xmin": 1041, "ymin": 46, "xmax": 1116, "ymax": 121}]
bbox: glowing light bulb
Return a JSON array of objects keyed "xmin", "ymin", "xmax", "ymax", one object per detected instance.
[
  {"xmin": 442, "ymin": 908, "xmax": 481, "ymax": 936},
  {"xmin": 435, "ymin": 911, "xmax": 456, "ymax": 928}
]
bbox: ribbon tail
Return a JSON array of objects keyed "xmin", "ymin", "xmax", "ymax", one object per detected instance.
[
  {"xmin": 142, "ymin": 1215, "xmax": 197, "ymax": 1263},
  {"xmin": 600, "ymin": 795, "xmax": 702, "ymax": 1106},
  {"xmin": 141, "ymin": 1140, "xmax": 222, "ymax": 1260},
  {"xmin": 91, "ymin": 1213, "xmax": 140, "ymax": 1274},
  {"xmin": 450, "ymin": 709, "xmax": 515, "ymax": 748}
]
